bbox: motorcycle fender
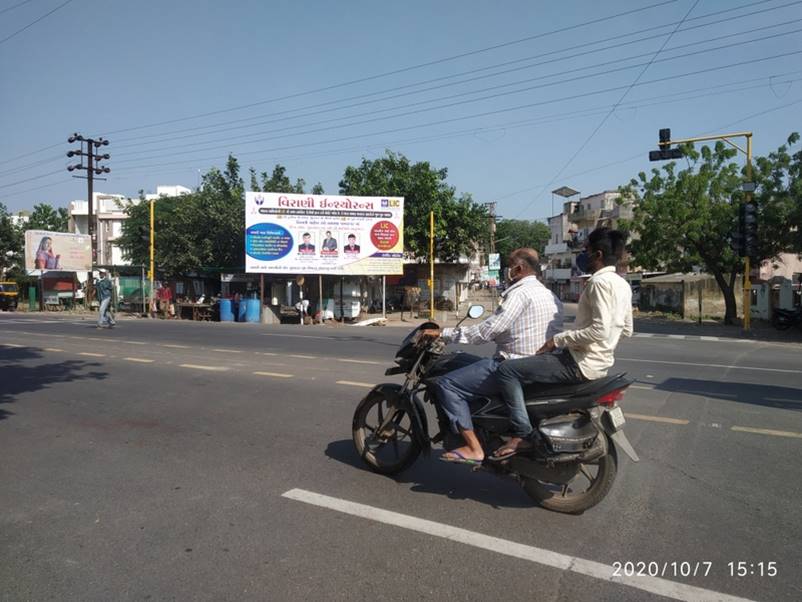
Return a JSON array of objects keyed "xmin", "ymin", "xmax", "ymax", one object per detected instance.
[
  {"xmin": 609, "ymin": 430, "xmax": 639, "ymax": 463},
  {"xmin": 359, "ymin": 383, "xmax": 430, "ymax": 451}
]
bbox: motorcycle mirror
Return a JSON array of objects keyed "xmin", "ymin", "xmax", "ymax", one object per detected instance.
[{"xmin": 467, "ymin": 304, "xmax": 485, "ymax": 319}]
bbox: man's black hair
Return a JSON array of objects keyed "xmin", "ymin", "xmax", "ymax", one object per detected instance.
[
  {"xmin": 588, "ymin": 227, "xmax": 627, "ymax": 266},
  {"xmin": 348, "ymin": 234, "xmax": 356, "ymax": 239},
  {"xmin": 303, "ymin": 232, "xmax": 311, "ymax": 237}
]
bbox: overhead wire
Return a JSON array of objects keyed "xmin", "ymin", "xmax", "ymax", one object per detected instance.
[
  {"xmin": 0, "ymin": 0, "xmax": 73, "ymax": 46},
  {"xmin": 0, "ymin": 0, "xmax": 37, "ymax": 17}
]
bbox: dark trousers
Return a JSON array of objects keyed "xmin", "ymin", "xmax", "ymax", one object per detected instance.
[{"xmin": 494, "ymin": 349, "xmax": 586, "ymax": 438}]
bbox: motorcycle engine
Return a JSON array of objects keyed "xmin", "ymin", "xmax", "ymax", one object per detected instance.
[{"xmin": 537, "ymin": 413, "xmax": 598, "ymax": 453}]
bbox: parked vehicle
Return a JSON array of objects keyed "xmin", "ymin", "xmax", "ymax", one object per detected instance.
[
  {"xmin": 352, "ymin": 305, "xmax": 639, "ymax": 514},
  {"xmin": 772, "ymin": 306, "xmax": 802, "ymax": 331},
  {"xmin": 0, "ymin": 281, "xmax": 19, "ymax": 311}
]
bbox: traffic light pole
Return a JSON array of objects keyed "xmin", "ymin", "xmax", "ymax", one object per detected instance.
[{"xmin": 656, "ymin": 130, "xmax": 754, "ymax": 331}]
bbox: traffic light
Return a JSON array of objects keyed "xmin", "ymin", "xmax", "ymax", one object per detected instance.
[
  {"xmin": 741, "ymin": 202, "xmax": 758, "ymax": 258},
  {"xmin": 649, "ymin": 128, "xmax": 683, "ymax": 161}
]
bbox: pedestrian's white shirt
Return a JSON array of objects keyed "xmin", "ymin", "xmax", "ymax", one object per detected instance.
[
  {"xmin": 553, "ymin": 266, "xmax": 633, "ymax": 379},
  {"xmin": 442, "ymin": 275, "xmax": 563, "ymax": 359}
]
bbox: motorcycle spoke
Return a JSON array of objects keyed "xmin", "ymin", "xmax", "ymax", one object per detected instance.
[
  {"xmin": 579, "ymin": 465, "xmax": 595, "ymax": 483},
  {"xmin": 560, "ymin": 484, "xmax": 569, "ymax": 497}
]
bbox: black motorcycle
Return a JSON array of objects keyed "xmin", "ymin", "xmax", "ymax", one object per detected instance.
[
  {"xmin": 352, "ymin": 305, "xmax": 639, "ymax": 514},
  {"xmin": 772, "ymin": 306, "xmax": 802, "ymax": 331}
]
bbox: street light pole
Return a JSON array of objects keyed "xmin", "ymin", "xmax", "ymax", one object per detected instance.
[{"xmin": 149, "ymin": 198, "xmax": 155, "ymax": 317}]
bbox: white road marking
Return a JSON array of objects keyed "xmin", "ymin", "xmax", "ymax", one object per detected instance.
[
  {"xmin": 44, "ymin": 347, "xmax": 64, "ymax": 352},
  {"xmin": 625, "ymin": 413, "xmax": 689, "ymax": 425},
  {"xmin": 667, "ymin": 334, "xmax": 685, "ymax": 339},
  {"xmin": 336, "ymin": 380, "xmax": 374, "ymax": 388},
  {"xmin": 163, "ymin": 344, "xmax": 190, "ymax": 349},
  {"xmin": 618, "ymin": 357, "xmax": 800, "ymax": 374},
  {"xmin": 179, "ymin": 364, "xmax": 227, "ymax": 372},
  {"xmin": 2, "ymin": 343, "xmax": 24, "ymax": 347},
  {"xmin": 261, "ymin": 332, "xmax": 332, "ymax": 340},
  {"xmin": 630, "ymin": 384, "xmax": 654, "ymax": 390},
  {"xmin": 253, "ymin": 371, "xmax": 293, "ymax": 378},
  {"xmin": 634, "ymin": 333, "xmax": 654, "ymax": 337},
  {"xmin": 124, "ymin": 357, "xmax": 154, "ymax": 364},
  {"xmin": 731, "ymin": 426, "xmax": 802, "ymax": 439},
  {"xmin": 259, "ymin": 351, "xmax": 278, "ymax": 356},
  {"xmin": 212, "ymin": 348, "xmax": 242, "ymax": 353},
  {"xmin": 282, "ymin": 488, "xmax": 754, "ymax": 602},
  {"xmin": 78, "ymin": 352, "xmax": 105, "ymax": 357},
  {"xmin": 337, "ymin": 358, "xmax": 382, "ymax": 365},
  {"xmin": 289, "ymin": 354, "xmax": 317, "ymax": 359},
  {"xmin": 700, "ymin": 336, "xmax": 720, "ymax": 341}
]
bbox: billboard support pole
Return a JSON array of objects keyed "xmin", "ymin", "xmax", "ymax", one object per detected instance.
[
  {"xmin": 382, "ymin": 275, "xmax": 386, "ymax": 320},
  {"xmin": 319, "ymin": 275, "xmax": 323, "ymax": 323},
  {"xmin": 260, "ymin": 274, "xmax": 265, "ymax": 321}
]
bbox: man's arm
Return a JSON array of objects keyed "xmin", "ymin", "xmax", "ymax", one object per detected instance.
[
  {"xmin": 552, "ymin": 280, "xmax": 614, "ymax": 349},
  {"xmin": 442, "ymin": 293, "xmax": 524, "ymax": 345},
  {"xmin": 622, "ymin": 300, "xmax": 634, "ymax": 338}
]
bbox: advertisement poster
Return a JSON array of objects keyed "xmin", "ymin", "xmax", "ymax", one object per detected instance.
[
  {"xmin": 24, "ymin": 230, "xmax": 92, "ymax": 272},
  {"xmin": 245, "ymin": 192, "xmax": 404, "ymax": 275}
]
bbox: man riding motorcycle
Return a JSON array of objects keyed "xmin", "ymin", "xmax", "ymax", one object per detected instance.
[
  {"xmin": 420, "ymin": 248, "xmax": 563, "ymax": 464},
  {"xmin": 492, "ymin": 228, "xmax": 633, "ymax": 460}
]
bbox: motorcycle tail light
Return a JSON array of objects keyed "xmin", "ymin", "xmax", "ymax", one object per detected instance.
[{"xmin": 597, "ymin": 387, "xmax": 626, "ymax": 406}]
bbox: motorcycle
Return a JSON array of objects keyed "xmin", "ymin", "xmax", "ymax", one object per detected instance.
[
  {"xmin": 352, "ymin": 305, "xmax": 639, "ymax": 514},
  {"xmin": 772, "ymin": 306, "xmax": 802, "ymax": 331}
]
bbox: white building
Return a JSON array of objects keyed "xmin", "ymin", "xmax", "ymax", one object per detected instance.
[
  {"xmin": 9, "ymin": 211, "xmax": 30, "ymax": 228},
  {"xmin": 68, "ymin": 185, "xmax": 191, "ymax": 266}
]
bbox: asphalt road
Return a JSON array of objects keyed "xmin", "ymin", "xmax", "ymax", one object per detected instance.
[{"xmin": 1, "ymin": 314, "xmax": 801, "ymax": 601}]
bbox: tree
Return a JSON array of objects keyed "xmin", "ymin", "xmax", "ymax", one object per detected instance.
[
  {"xmin": 338, "ymin": 151, "xmax": 487, "ymax": 261},
  {"xmin": 0, "ymin": 203, "xmax": 23, "ymax": 275},
  {"xmin": 27, "ymin": 203, "xmax": 69, "ymax": 232},
  {"xmin": 259, "ymin": 164, "xmax": 306, "ymax": 193},
  {"xmin": 494, "ymin": 219, "xmax": 551, "ymax": 264},
  {"xmin": 620, "ymin": 135, "xmax": 800, "ymax": 324}
]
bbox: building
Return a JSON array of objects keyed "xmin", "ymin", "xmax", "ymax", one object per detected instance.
[
  {"xmin": 543, "ymin": 189, "xmax": 630, "ymax": 300},
  {"xmin": 68, "ymin": 185, "xmax": 191, "ymax": 266},
  {"xmin": 10, "ymin": 211, "xmax": 30, "ymax": 228}
]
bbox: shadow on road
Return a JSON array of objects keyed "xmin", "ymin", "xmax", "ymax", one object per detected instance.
[
  {"xmin": 0, "ymin": 347, "xmax": 108, "ymax": 421},
  {"xmin": 654, "ymin": 377, "xmax": 802, "ymax": 411},
  {"xmin": 325, "ymin": 439, "xmax": 534, "ymax": 510}
]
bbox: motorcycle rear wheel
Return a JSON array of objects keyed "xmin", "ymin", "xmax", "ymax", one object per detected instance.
[
  {"xmin": 522, "ymin": 442, "xmax": 617, "ymax": 514},
  {"xmin": 353, "ymin": 390, "xmax": 421, "ymax": 475}
]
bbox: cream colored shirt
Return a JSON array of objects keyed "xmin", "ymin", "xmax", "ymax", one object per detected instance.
[{"xmin": 553, "ymin": 266, "xmax": 633, "ymax": 379}]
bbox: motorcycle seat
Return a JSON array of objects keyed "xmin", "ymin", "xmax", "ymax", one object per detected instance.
[{"xmin": 523, "ymin": 373, "xmax": 628, "ymax": 402}]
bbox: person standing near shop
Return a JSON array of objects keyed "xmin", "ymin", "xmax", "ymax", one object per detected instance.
[{"xmin": 96, "ymin": 269, "xmax": 116, "ymax": 329}]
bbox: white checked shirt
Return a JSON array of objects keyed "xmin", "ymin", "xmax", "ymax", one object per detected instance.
[{"xmin": 442, "ymin": 275, "xmax": 563, "ymax": 359}]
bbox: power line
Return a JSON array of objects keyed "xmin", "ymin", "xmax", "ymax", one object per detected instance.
[
  {"xmin": 0, "ymin": 155, "xmax": 64, "ymax": 179},
  {"xmin": 0, "ymin": 141, "xmax": 64, "ymax": 167},
  {"xmin": 112, "ymin": 34, "xmax": 802, "ymax": 165},
  {"xmin": 111, "ymin": 0, "xmax": 801, "ymax": 147},
  {"xmin": 97, "ymin": 1, "xmax": 680, "ymax": 136},
  {"xmin": 513, "ymin": 0, "xmax": 702, "ymax": 219},
  {"xmin": 0, "ymin": 168, "xmax": 65, "ymax": 190},
  {"xmin": 0, "ymin": 0, "xmax": 73, "ymax": 46},
  {"xmin": 0, "ymin": 0, "xmax": 37, "ymax": 17}
]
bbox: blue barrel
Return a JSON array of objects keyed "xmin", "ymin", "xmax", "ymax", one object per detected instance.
[
  {"xmin": 245, "ymin": 298, "xmax": 261, "ymax": 323},
  {"xmin": 219, "ymin": 298, "xmax": 234, "ymax": 321},
  {"xmin": 237, "ymin": 299, "xmax": 248, "ymax": 322}
]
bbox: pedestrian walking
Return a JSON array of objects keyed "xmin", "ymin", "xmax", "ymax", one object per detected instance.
[{"xmin": 96, "ymin": 269, "xmax": 116, "ymax": 329}]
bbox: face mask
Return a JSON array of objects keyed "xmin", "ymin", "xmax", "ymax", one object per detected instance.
[{"xmin": 575, "ymin": 251, "xmax": 590, "ymax": 274}]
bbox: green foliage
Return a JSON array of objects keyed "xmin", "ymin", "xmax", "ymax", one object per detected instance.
[
  {"xmin": 256, "ymin": 164, "xmax": 306, "ymax": 193},
  {"xmin": 338, "ymin": 151, "xmax": 487, "ymax": 260},
  {"xmin": 27, "ymin": 203, "xmax": 69, "ymax": 232},
  {"xmin": 0, "ymin": 202, "xmax": 24, "ymax": 274},
  {"xmin": 494, "ymin": 219, "xmax": 551, "ymax": 264}
]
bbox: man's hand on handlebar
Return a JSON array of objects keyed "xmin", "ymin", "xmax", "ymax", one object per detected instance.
[{"xmin": 417, "ymin": 328, "xmax": 442, "ymax": 344}]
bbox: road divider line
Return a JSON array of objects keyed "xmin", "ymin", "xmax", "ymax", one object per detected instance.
[
  {"xmin": 630, "ymin": 385, "xmax": 654, "ymax": 390},
  {"xmin": 634, "ymin": 333, "xmax": 654, "ymax": 337},
  {"xmin": 289, "ymin": 354, "xmax": 317, "ymax": 359},
  {"xmin": 731, "ymin": 426, "xmax": 802, "ymax": 439},
  {"xmin": 282, "ymin": 488, "xmax": 754, "ymax": 602},
  {"xmin": 336, "ymin": 380, "xmax": 375, "ymax": 388},
  {"xmin": 163, "ymin": 344, "xmax": 190, "ymax": 349},
  {"xmin": 213, "ymin": 348, "xmax": 242, "ymax": 354},
  {"xmin": 253, "ymin": 371, "xmax": 293, "ymax": 379},
  {"xmin": 259, "ymin": 352, "xmax": 278, "ymax": 356},
  {"xmin": 124, "ymin": 357, "xmax": 154, "ymax": 364},
  {"xmin": 78, "ymin": 352, "xmax": 105, "ymax": 357},
  {"xmin": 338, "ymin": 358, "xmax": 382, "ymax": 365},
  {"xmin": 179, "ymin": 363, "xmax": 227, "ymax": 372},
  {"xmin": 44, "ymin": 348, "xmax": 64, "ymax": 352},
  {"xmin": 618, "ymin": 357, "xmax": 799, "ymax": 374},
  {"xmin": 700, "ymin": 336, "xmax": 720, "ymax": 341},
  {"xmin": 124, "ymin": 340, "xmax": 146, "ymax": 345},
  {"xmin": 625, "ymin": 413, "xmax": 689, "ymax": 425},
  {"xmin": 2, "ymin": 343, "xmax": 24, "ymax": 347}
]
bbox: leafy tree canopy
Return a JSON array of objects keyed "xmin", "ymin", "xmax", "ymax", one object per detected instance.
[
  {"xmin": 494, "ymin": 219, "xmax": 551, "ymax": 265},
  {"xmin": 27, "ymin": 203, "xmax": 69, "ymax": 232}
]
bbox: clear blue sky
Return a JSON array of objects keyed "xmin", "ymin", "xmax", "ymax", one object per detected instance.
[{"xmin": 1, "ymin": 0, "xmax": 800, "ymax": 220}]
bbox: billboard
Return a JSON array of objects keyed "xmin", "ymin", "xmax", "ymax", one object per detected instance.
[
  {"xmin": 24, "ymin": 230, "xmax": 92, "ymax": 272},
  {"xmin": 245, "ymin": 192, "xmax": 404, "ymax": 275}
]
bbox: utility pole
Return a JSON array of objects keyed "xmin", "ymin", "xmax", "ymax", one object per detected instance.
[
  {"xmin": 67, "ymin": 133, "xmax": 110, "ymax": 308},
  {"xmin": 484, "ymin": 201, "xmax": 497, "ymax": 254},
  {"xmin": 429, "ymin": 210, "xmax": 435, "ymax": 318},
  {"xmin": 149, "ymin": 198, "xmax": 155, "ymax": 317}
]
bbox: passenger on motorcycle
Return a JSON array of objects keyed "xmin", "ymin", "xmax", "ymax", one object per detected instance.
[
  {"xmin": 419, "ymin": 248, "xmax": 563, "ymax": 464},
  {"xmin": 492, "ymin": 228, "xmax": 633, "ymax": 460}
]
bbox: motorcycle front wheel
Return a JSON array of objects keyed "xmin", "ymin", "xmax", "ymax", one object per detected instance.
[
  {"xmin": 522, "ymin": 441, "xmax": 617, "ymax": 514},
  {"xmin": 352, "ymin": 390, "xmax": 421, "ymax": 475}
]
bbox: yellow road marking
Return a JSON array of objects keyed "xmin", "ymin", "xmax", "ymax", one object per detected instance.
[
  {"xmin": 338, "ymin": 359, "xmax": 382, "ymax": 365},
  {"xmin": 213, "ymin": 348, "xmax": 242, "ymax": 354},
  {"xmin": 625, "ymin": 413, "xmax": 689, "ymax": 425},
  {"xmin": 44, "ymin": 347, "xmax": 64, "ymax": 352},
  {"xmin": 179, "ymin": 363, "xmax": 227, "ymax": 371},
  {"xmin": 289, "ymin": 354, "xmax": 316, "ymax": 359},
  {"xmin": 336, "ymin": 380, "xmax": 375, "ymax": 388},
  {"xmin": 163, "ymin": 344, "xmax": 190, "ymax": 349},
  {"xmin": 124, "ymin": 357, "xmax": 154, "ymax": 363},
  {"xmin": 731, "ymin": 426, "xmax": 802, "ymax": 439},
  {"xmin": 253, "ymin": 371, "xmax": 293, "ymax": 378},
  {"xmin": 78, "ymin": 352, "xmax": 105, "ymax": 357}
]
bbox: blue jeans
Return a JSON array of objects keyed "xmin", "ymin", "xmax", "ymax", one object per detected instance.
[
  {"xmin": 98, "ymin": 297, "xmax": 115, "ymax": 327},
  {"xmin": 430, "ymin": 355, "xmax": 501, "ymax": 433},
  {"xmin": 495, "ymin": 349, "xmax": 586, "ymax": 438}
]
